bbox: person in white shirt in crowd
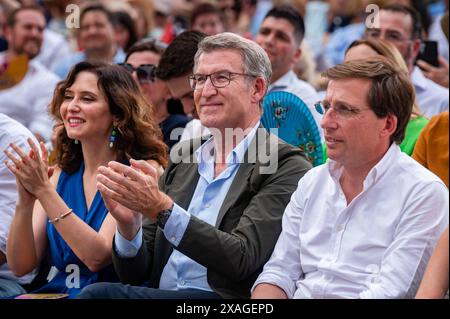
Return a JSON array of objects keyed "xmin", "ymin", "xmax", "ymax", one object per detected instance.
[
  {"xmin": 0, "ymin": 4, "xmax": 59, "ymax": 142},
  {"xmin": 155, "ymin": 30, "xmax": 210, "ymax": 143},
  {"xmin": 251, "ymin": 57, "xmax": 449, "ymax": 299},
  {"xmin": 52, "ymin": 2, "xmax": 125, "ymax": 79},
  {"xmin": 35, "ymin": 28, "xmax": 73, "ymax": 71},
  {"xmin": 365, "ymin": 4, "xmax": 449, "ymax": 118},
  {"xmin": 255, "ymin": 5, "xmax": 323, "ymax": 140},
  {"xmin": 0, "ymin": 113, "xmax": 39, "ymax": 297}
]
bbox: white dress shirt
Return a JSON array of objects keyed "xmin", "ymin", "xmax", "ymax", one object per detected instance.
[
  {"xmin": 0, "ymin": 54, "xmax": 60, "ymax": 141},
  {"xmin": 268, "ymin": 70, "xmax": 323, "ymax": 141},
  {"xmin": 253, "ymin": 144, "xmax": 449, "ymax": 298},
  {"xmin": 0, "ymin": 114, "xmax": 38, "ymax": 284},
  {"xmin": 412, "ymin": 66, "xmax": 449, "ymax": 118}
]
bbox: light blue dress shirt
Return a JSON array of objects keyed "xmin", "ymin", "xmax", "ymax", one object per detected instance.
[{"xmin": 115, "ymin": 122, "xmax": 260, "ymax": 291}]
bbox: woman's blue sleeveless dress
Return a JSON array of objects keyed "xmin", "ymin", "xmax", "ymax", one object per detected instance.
[{"xmin": 33, "ymin": 162, "xmax": 117, "ymax": 298}]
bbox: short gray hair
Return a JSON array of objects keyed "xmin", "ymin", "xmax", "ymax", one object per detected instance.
[{"xmin": 193, "ymin": 32, "xmax": 272, "ymax": 90}]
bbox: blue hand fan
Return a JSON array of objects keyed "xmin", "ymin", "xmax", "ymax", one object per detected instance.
[{"xmin": 262, "ymin": 91, "xmax": 323, "ymax": 166}]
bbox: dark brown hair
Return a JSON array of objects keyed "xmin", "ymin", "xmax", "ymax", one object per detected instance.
[
  {"xmin": 190, "ymin": 2, "xmax": 223, "ymax": 27},
  {"xmin": 125, "ymin": 37, "xmax": 167, "ymax": 61},
  {"xmin": 323, "ymin": 57, "xmax": 415, "ymax": 144},
  {"xmin": 49, "ymin": 61, "xmax": 168, "ymax": 173},
  {"xmin": 6, "ymin": 5, "xmax": 45, "ymax": 27},
  {"xmin": 155, "ymin": 30, "xmax": 206, "ymax": 80}
]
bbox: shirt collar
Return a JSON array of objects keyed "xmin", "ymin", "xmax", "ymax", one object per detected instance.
[
  {"xmin": 327, "ymin": 143, "xmax": 400, "ymax": 188},
  {"xmin": 268, "ymin": 70, "xmax": 296, "ymax": 91},
  {"xmin": 195, "ymin": 121, "xmax": 260, "ymax": 166},
  {"xmin": 411, "ymin": 66, "xmax": 428, "ymax": 92},
  {"xmin": 114, "ymin": 47, "xmax": 126, "ymax": 63}
]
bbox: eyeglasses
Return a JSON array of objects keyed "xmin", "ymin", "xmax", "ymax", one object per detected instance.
[
  {"xmin": 189, "ymin": 71, "xmax": 256, "ymax": 90},
  {"xmin": 365, "ymin": 29, "xmax": 413, "ymax": 43},
  {"xmin": 118, "ymin": 63, "xmax": 156, "ymax": 84},
  {"xmin": 315, "ymin": 101, "xmax": 371, "ymax": 119}
]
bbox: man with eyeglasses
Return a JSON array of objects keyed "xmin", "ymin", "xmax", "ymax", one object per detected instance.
[
  {"xmin": 364, "ymin": 4, "xmax": 448, "ymax": 118},
  {"xmin": 252, "ymin": 57, "xmax": 448, "ymax": 299},
  {"xmin": 121, "ymin": 39, "xmax": 190, "ymax": 149},
  {"xmin": 78, "ymin": 32, "xmax": 311, "ymax": 299}
]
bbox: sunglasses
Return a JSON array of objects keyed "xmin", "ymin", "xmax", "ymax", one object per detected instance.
[{"xmin": 118, "ymin": 63, "xmax": 156, "ymax": 84}]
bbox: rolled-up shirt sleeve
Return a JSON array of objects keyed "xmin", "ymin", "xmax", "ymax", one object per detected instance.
[
  {"xmin": 359, "ymin": 182, "xmax": 449, "ymax": 299},
  {"xmin": 252, "ymin": 183, "xmax": 305, "ymax": 298}
]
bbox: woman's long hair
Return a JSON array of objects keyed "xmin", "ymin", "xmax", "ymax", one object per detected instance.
[{"xmin": 49, "ymin": 61, "xmax": 168, "ymax": 174}]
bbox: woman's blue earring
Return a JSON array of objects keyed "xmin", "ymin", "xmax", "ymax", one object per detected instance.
[{"xmin": 109, "ymin": 127, "xmax": 117, "ymax": 148}]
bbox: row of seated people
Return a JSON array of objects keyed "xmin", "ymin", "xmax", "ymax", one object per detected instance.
[{"xmin": 0, "ymin": 31, "xmax": 448, "ymax": 299}]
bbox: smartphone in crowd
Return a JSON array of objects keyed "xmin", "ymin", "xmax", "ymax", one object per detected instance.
[{"xmin": 417, "ymin": 40, "xmax": 439, "ymax": 67}]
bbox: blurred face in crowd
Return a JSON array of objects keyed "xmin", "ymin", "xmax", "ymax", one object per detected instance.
[
  {"xmin": 192, "ymin": 13, "xmax": 225, "ymax": 36},
  {"xmin": 321, "ymin": 78, "xmax": 393, "ymax": 169},
  {"xmin": 365, "ymin": 10, "xmax": 420, "ymax": 72},
  {"xmin": 5, "ymin": 9, "xmax": 45, "ymax": 59},
  {"xmin": 60, "ymin": 71, "xmax": 114, "ymax": 144},
  {"xmin": 126, "ymin": 51, "xmax": 170, "ymax": 123},
  {"xmin": 193, "ymin": 49, "xmax": 264, "ymax": 132},
  {"xmin": 166, "ymin": 75, "xmax": 197, "ymax": 119},
  {"xmin": 345, "ymin": 44, "xmax": 378, "ymax": 61},
  {"xmin": 255, "ymin": 17, "xmax": 301, "ymax": 81},
  {"xmin": 79, "ymin": 10, "xmax": 115, "ymax": 52},
  {"xmin": 114, "ymin": 24, "xmax": 131, "ymax": 51}
]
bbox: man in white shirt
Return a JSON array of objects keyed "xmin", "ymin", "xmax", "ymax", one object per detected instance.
[
  {"xmin": 0, "ymin": 113, "xmax": 38, "ymax": 297},
  {"xmin": 51, "ymin": 3, "xmax": 125, "ymax": 79},
  {"xmin": 255, "ymin": 5, "xmax": 323, "ymax": 139},
  {"xmin": 35, "ymin": 28, "xmax": 73, "ymax": 71},
  {"xmin": 0, "ymin": 5, "xmax": 59, "ymax": 142},
  {"xmin": 364, "ymin": 4, "xmax": 449, "ymax": 118},
  {"xmin": 252, "ymin": 57, "xmax": 449, "ymax": 299}
]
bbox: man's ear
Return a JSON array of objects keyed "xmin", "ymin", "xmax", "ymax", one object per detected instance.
[
  {"xmin": 161, "ymin": 83, "xmax": 171, "ymax": 103},
  {"xmin": 251, "ymin": 76, "xmax": 267, "ymax": 105},
  {"xmin": 411, "ymin": 38, "xmax": 422, "ymax": 60},
  {"xmin": 3, "ymin": 25, "xmax": 13, "ymax": 44},
  {"xmin": 292, "ymin": 46, "xmax": 302, "ymax": 64},
  {"xmin": 380, "ymin": 113, "xmax": 398, "ymax": 139}
]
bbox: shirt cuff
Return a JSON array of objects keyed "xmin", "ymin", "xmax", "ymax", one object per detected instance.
[
  {"xmin": 162, "ymin": 203, "xmax": 191, "ymax": 247},
  {"xmin": 114, "ymin": 227, "xmax": 143, "ymax": 258},
  {"xmin": 251, "ymin": 270, "xmax": 296, "ymax": 298}
]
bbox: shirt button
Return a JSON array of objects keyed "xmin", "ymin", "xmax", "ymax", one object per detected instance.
[
  {"xmin": 205, "ymin": 203, "xmax": 211, "ymax": 208},
  {"xmin": 180, "ymin": 280, "xmax": 185, "ymax": 286},
  {"xmin": 323, "ymin": 274, "xmax": 332, "ymax": 281},
  {"xmin": 171, "ymin": 237, "xmax": 176, "ymax": 242}
]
